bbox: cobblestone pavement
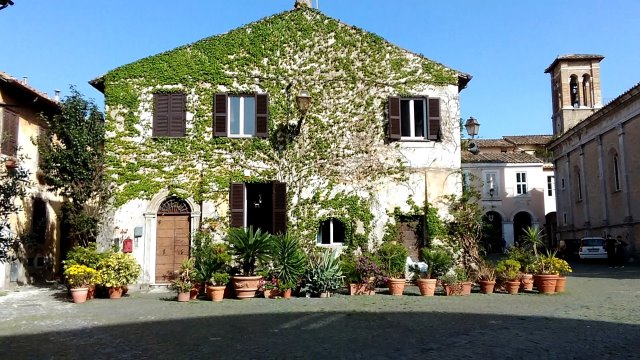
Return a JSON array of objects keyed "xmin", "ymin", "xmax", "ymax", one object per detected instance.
[{"xmin": 1, "ymin": 261, "xmax": 639, "ymax": 359}]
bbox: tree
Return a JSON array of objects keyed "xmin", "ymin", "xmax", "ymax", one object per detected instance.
[
  {"xmin": 442, "ymin": 189, "xmax": 484, "ymax": 275},
  {"xmin": 39, "ymin": 87, "xmax": 109, "ymax": 247},
  {"xmin": 0, "ymin": 153, "xmax": 30, "ymax": 261}
]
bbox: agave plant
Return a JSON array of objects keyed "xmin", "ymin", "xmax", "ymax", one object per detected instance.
[
  {"xmin": 301, "ymin": 248, "xmax": 343, "ymax": 296},
  {"xmin": 226, "ymin": 226, "xmax": 273, "ymax": 276}
]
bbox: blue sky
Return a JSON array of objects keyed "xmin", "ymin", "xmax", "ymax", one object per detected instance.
[{"xmin": 2, "ymin": 0, "xmax": 639, "ymax": 139}]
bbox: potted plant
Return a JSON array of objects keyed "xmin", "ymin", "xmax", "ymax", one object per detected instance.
[
  {"xmin": 63, "ymin": 244, "xmax": 109, "ymax": 299},
  {"xmin": 270, "ymin": 232, "xmax": 306, "ymax": 298},
  {"xmin": 97, "ymin": 252, "xmax": 141, "ymax": 299},
  {"xmin": 225, "ymin": 226, "xmax": 273, "ymax": 299},
  {"xmin": 532, "ymin": 251, "xmax": 560, "ymax": 294},
  {"xmin": 551, "ymin": 257, "xmax": 572, "ymax": 293},
  {"xmin": 377, "ymin": 242, "xmax": 409, "ymax": 296},
  {"xmin": 208, "ymin": 272, "xmax": 230, "ymax": 302},
  {"xmin": 342, "ymin": 252, "xmax": 384, "ymax": 295},
  {"xmin": 301, "ymin": 248, "xmax": 343, "ymax": 297},
  {"xmin": 495, "ymin": 259, "xmax": 521, "ymax": 295},
  {"xmin": 259, "ymin": 271, "xmax": 281, "ymax": 299},
  {"xmin": 169, "ymin": 258, "xmax": 196, "ymax": 302},
  {"xmin": 475, "ymin": 259, "xmax": 496, "ymax": 294},
  {"xmin": 506, "ymin": 245, "xmax": 536, "ymax": 291},
  {"xmin": 440, "ymin": 267, "xmax": 471, "ymax": 296},
  {"xmin": 415, "ymin": 247, "xmax": 453, "ymax": 296},
  {"xmin": 64, "ymin": 264, "xmax": 101, "ymax": 303},
  {"xmin": 192, "ymin": 232, "xmax": 232, "ymax": 300}
]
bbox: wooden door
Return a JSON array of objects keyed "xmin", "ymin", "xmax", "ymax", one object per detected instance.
[{"xmin": 156, "ymin": 215, "xmax": 190, "ymax": 283}]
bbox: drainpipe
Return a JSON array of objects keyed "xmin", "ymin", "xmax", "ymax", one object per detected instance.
[{"xmin": 424, "ymin": 169, "xmax": 430, "ymax": 247}]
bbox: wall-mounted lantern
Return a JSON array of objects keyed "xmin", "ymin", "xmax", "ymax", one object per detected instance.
[{"xmin": 296, "ymin": 90, "xmax": 312, "ymax": 118}]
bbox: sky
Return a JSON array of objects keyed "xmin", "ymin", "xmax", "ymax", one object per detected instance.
[{"xmin": 1, "ymin": 0, "xmax": 639, "ymax": 139}]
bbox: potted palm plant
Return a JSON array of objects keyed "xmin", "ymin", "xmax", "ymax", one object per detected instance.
[
  {"xmin": 415, "ymin": 247, "xmax": 453, "ymax": 296},
  {"xmin": 377, "ymin": 242, "xmax": 409, "ymax": 296},
  {"xmin": 225, "ymin": 226, "xmax": 273, "ymax": 299},
  {"xmin": 270, "ymin": 232, "xmax": 307, "ymax": 298},
  {"xmin": 496, "ymin": 259, "xmax": 521, "ymax": 295}
]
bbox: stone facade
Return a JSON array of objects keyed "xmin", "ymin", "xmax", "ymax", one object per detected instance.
[
  {"xmin": 0, "ymin": 72, "xmax": 61, "ymax": 289},
  {"xmin": 547, "ymin": 55, "xmax": 640, "ymax": 258},
  {"xmin": 91, "ymin": 7, "xmax": 470, "ymax": 285}
]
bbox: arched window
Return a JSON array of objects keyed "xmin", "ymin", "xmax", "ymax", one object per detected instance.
[
  {"xmin": 318, "ymin": 218, "xmax": 345, "ymax": 245},
  {"xmin": 570, "ymin": 75, "xmax": 580, "ymax": 108},
  {"xmin": 582, "ymin": 74, "xmax": 592, "ymax": 107}
]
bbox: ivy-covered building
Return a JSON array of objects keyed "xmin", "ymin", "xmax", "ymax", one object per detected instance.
[{"xmin": 90, "ymin": 4, "xmax": 471, "ymax": 285}]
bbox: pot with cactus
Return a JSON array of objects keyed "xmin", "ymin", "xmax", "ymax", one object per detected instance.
[{"xmin": 301, "ymin": 248, "xmax": 343, "ymax": 298}]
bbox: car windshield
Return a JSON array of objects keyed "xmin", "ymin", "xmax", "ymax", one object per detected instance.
[{"xmin": 581, "ymin": 238, "xmax": 603, "ymax": 246}]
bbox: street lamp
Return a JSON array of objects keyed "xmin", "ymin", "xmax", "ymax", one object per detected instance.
[{"xmin": 465, "ymin": 116, "xmax": 480, "ymax": 154}]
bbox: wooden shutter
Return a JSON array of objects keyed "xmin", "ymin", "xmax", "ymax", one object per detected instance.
[
  {"xmin": 153, "ymin": 94, "xmax": 170, "ymax": 137},
  {"xmin": 272, "ymin": 182, "xmax": 287, "ymax": 235},
  {"xmin": 255, "ymin": 94, "xmax": 268, "ymax": 138},
  {"xmin": 1, "ymin": 109, "xmax": 19, "ymax": 157},
  {"xmin": 388, "ymin": 96, "xmax": 401, "ymax": 140},
  {"xmin": 214, "ymin": 93, "xmax": 227, "ymax": 137},
  {"xmin": 428, "ymin": 98, "xmax": 441, "ymax": 141},
  {"xmin": 229, "ymin": 183, "xmax": 245, "ymax": 228},
  {"xmin": 169, "ymin": 93, "xmax": 186, "ymax": 137}
]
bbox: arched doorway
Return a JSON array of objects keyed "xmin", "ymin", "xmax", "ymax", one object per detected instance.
[
  {"xmin": 513, "ymin": 211, "xmax": 533, "ymax": 247},
  {"xmin": 545, "ymin": 212, "xmax": 557, "ymax": 248},
  {"xmin": 482, "ymin": 211, "xmax": 503, "ymax": 253},
  {"xmin": 155, "ymin": 197, "xmax": 191, "ymax": 283}
]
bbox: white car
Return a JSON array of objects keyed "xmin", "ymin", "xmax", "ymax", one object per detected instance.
[{"xmin": 578, "ymin": 237, "xmax": 607, "ymax": 260}]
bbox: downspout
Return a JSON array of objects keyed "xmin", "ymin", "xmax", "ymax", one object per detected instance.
[{"xmin": 424, "ymin": 169, "xmax": 430, "ymax": 247}]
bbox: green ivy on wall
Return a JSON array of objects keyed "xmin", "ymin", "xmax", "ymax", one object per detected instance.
[{"xmin": 100, "ymin": 7, "xmax": 458, "ymax": 247}]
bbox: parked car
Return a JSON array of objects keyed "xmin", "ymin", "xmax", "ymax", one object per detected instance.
[{"xmin": 578, "ymin": 237, "xmax": 607, "ymax": 260}]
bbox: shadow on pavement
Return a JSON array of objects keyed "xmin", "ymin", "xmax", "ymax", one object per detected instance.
[{"xmin": 0, "ymin": 310, "xmax": 636, "ymax": 359}]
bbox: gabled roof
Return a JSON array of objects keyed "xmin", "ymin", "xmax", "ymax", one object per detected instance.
[
  {"xmin": 0, "ymin": 70, "xmax": 59, "ymax": 112},
  {"xmin": 90, "ymin": 7, "xmax": 471, "ymax": 93},
  {"xmin": 544, "ymin": 54, "xmax": 604, "ymax": 73},
  {"xmin": 461, "ymin": 151, "xmax": 543, "ymax": 164},
  {"xmin": 474, "ymin": 139, "xmax": 512, "ymax": 148}
]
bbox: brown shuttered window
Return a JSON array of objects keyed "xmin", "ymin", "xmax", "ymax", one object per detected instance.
[
  {"xmin": 388, "ymin": 96, "xmax": 401, "ymax": 140},
  {"xmin": 214, "ymin": 93, "xmax": 227, "ymax": 137},
  {"xmin": 255, "ymin": 94, "xmax": 268, "ymax": 138},
  {"xmin": 272, "ymin": 182, "xmax": 287, "ymax": 235},
  {"xmin": 153, "ymin": 93, "xmax": 186, "ymax": 137},
  {"xmin": 1, "ymin": 109, "xmax": 19, "ymax": 157},
  {"xmin": 229, "ymin": 183, "xmax": 245, "ymax": 228},
  {"xmin": 428, "ymin": 98, "xmax": 441, "ymax": 141}
]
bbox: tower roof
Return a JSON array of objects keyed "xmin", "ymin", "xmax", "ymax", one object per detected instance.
[{"xmin": 544, "ymin": 54, "xmax": 604, "ymax": 73}]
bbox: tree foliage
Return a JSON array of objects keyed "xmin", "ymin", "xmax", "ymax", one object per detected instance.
[
  {"xmin": 0, "ymin": 154, "xmax": 30, "ymax": 261},
  {"xmin": 442, "ymin": 188, "xmax": 484, "ymax": 274},
  {"xmin": 39, "ymin": 87, "xmax": 109, "ymax": 246}
]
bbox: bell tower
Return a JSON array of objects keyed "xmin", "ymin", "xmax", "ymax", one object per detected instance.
[{"xmin": 545, "ymin": 54, "xmax": 604, "ymax": 136}]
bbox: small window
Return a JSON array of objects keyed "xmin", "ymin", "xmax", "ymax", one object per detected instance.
[
  {"xmin": 561, "ymin": 178, "xmax": 566, "ymax": 190},
  {"xmin": 153, "ymin": 93, "xmax": 186, "ymax": 137},
  {"xmin": 576, "ymin": 171, "xmax": 582, "ymax": 201},
  {"xmin": 214, "ymin": 93, "xmax": 268, "ymax": 138},
  {"xmin": 388, "ymin": 97, "xmax": 441, "ymax": 141},
  {"xmin": 547, "ymin": 176, "xmax": 555, "ymax": 196},
  {"xmin": 483, "ymin": 171, "xmax": 499, "ymax": 198},
  {"xmin": 400, "ymin": 98, "xmax": 426, "ymax": 139},
  {"xmin": 229, "ymin": 95, "xmax": 256, "ymax": 137},
  {"xmin": 516, "ymin": 172, "xmax": 528, "ymax": 195},
  {"xmin": 318, "ymin": 218, "xmax": 345, "ymax": 245}
]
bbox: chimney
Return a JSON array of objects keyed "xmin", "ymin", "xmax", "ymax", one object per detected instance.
[
  {"xmin": 54, "ymin": 89, "xmax": 61, "ymax": 102},
  {"xmin": 294, "ymin": 0, "xmax": 312, "ymax": 9},
  {"xmin": 22, "ymin": 76, "xmax": 28, "ymax": 85}
]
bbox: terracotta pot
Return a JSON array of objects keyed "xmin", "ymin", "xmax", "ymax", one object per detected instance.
[
  {"xmin": 387, "ymin": 278, "xmax": 406, "ymax": 296},
  {"xmin": 416, "ymin": 278, "xmax": 437, "ymax": 296},
  {"xmin": 108, "ymin": 286, "xmax": 123, "ymax": 299},
  {"xmin": 208, "ymin": 285, "xmax": 226, "ymax": 302},
  {"xmin": 555, "ymin": 276, "xmax": 567, "ymax": 293},
  {"xmin": 534, "ymin": 274, "xmax": 558, "ymax": 294},
  {"xmin": 177, "ymin": 291, "xmax": 190, "ymax": 302},
  {"xmin": 478, "ymin": 280, "xmax": 496, "ymax": 294},
  {"xmin": 282, "ymin": 288, "xmax": 292, "ymax": 299},
  {"xmin": 505, "ymin": 280, "xmax": 520, "ymax": 295},
  {"xmin": 443, "ymin": 283, "xmax": 463, "ymax": 296},
  {"xmin": 520, "ymin": 274, "xmax": 534, "ymax": 291},
  {"xmin": 190, "ymin": 286, "xmax": 199, "ymax": 300},
  {"xmin": 349, "ymin": 282, "xmax": 376, "ymax": 296},
  {"xmin": 122, "ymin": 285, "xmax": 129, "ymax": 295},
  {"xmin": 70, "ymin": 287, "xmax": 88, "ymax": 304},
  {"xmin": 263, "ymin": 288, "xmax": 281, "ymax": 299},
  {"xmin": 461, "ymin": 282, "xmax": 472, "ymax": 295},
  {"xmin": 5, "ymin": 159, "xmax": 17, "ymax": 169},
  {"xmin": 86, "ymin": 284, "xmax": 96, "ymax": 300},
  {"xmin": 319, "ymin": 291, "xmax": 331, "ymax": 298},
  {"xmin": 231, "ymin": 275, "xmax": 263, "ymax": 299}
]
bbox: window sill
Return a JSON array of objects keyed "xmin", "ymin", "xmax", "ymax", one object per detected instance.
[{"xmin": 316, "ymin": 243, "xmax": 345, "ymax": 248}]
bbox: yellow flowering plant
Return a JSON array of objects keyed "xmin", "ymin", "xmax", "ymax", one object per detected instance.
[{"xmin": 64, "ymin": 264, "xmax": 101, "ymax": 288}]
